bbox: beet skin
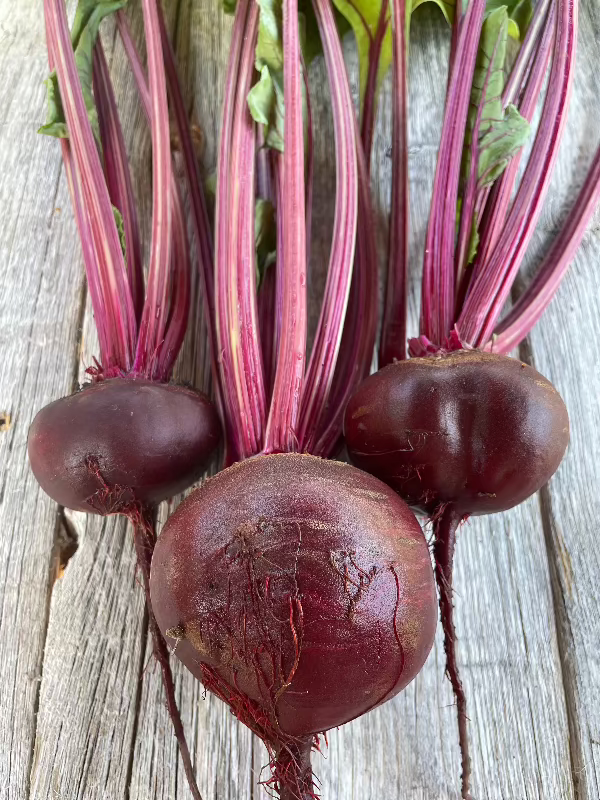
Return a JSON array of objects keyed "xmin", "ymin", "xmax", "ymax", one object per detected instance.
[
  {"xmin": 28, "ymin": 377, "xmax": 221, "ymax": 513},
  {"xmin": 150, "ymin": 453, "xmax": 436, "ymax": 741},
  {"xmin": 344, "ymin": 351, "xmax": 569, "ymax": 515}
]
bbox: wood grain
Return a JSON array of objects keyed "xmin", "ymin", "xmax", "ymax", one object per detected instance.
[
  {"xmin": 0, "ymin": 1, "xmax": 598, "ymax": 800},
  {"xmin": 0, "ymin": 2, "xmax": 86, "ymax": 798},
  {"xmin": 522, "ymin": 4, "xmax": 600, "ymax": 798}
]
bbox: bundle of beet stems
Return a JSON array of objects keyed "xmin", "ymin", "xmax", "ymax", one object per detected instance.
[{"xmin": 29, "ymin": 0, "xmax": 600, "ymax": 799}]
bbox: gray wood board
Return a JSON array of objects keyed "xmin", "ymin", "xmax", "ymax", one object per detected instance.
[
  {"xmin": 0, "ymin": 1, "xmax": 596, "ymax": 800},
  {"xmin": 524, "ymin": 3, "xmax": 600, "ymax": 797},
  {"xmin": 0, "ymin": 2, "xmax": 86, "ymax": 798}
]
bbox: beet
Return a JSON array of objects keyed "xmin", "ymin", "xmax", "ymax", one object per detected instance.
[
  {"xmin": 150, "ymin": 453, "xmax": 436, "ymax": 796},
  {"xmin": 28, "ymin": 377, "xmax": 221, "ymax": 514},
  {"xmin": 344, "ymin": 350, "xmax": 569, "ymax": 797},
  {"xmin": 344, "ymin": 351, "xmax": 569, "ymax": 516}
]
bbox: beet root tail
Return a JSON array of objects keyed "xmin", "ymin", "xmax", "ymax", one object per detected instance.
[
  {"xmin": 433, "ymin": 505, "xmax": 471, "ymax": 800},
  {"xmin": 275, "ymin": 738, "xmax": 317, "ymax": 800},
  {"xmin": 131, "ymin": 509, "xmax": 204, "ymax": 800}
]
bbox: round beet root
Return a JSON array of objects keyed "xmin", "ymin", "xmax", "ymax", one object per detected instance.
[
  {"xmin": 28, "ymin": 378, "xmax": 221, "ymax": 513},
  {"xmin": 150, "ymin": 453, "xmax": 436, "ymax": 740},
  {"xmin": 344, "ymin": 351, "xmax": 569, "ymax": 515}
]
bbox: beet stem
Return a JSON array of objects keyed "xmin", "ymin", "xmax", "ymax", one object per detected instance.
[
  {"xmin": 303, "ymin": 54, "xmax": 315, "ymax": 273},
  {"xmin": 271, "ymin": 152, "xmax": 285, "ymax": 397},
  {"xmin": 454, "ymin": 27, "xmax": 504, "ymax": 292},
  {"xmin": 491, "ymin": 140, "xmax": 600, "ymax": 353},
  {"xmin": 264, "ymin": 0, "xmax": 308, "ymax": 454},
  {"xmin": 501, "ymin": 0, "xmax": 551, "ymax": 108},
  {"xmin": 131, "ymin": 510, "xmax": 204, "ymax": 800},
  {"xmin": 421, "ymin": 0, "xmax": 485, "ymax": 346},
  {"xmin": 312, "ymin": 134, "xmax": 378, "ymax": 457},
  {"xmin": 360, "ymin": 0, "xmax": 390, "ymax": 166},
  {"xmin": 134, "ymin": 0, "xmax": 173, "ymax": 379},
  {"xmin": 229, "ymin": 4, "xmax": 266, "ymax": 456},
  {"xmin": 93, "ymin": 40, "xmax": 144, "ymax": 324},
  {"xmin": 113, "ymin": 12, "xmax": 212, "ymax": 390},
  {"xmin": 214, "ymin": 0, "xmax": 255, "ymax": 459},
  {"xmin": 297, "ymin": 0, "xmax": 358, "ymax": 451},
  {"xmin": 379, "ymin": 0, "xmax": 409, "ymax": 367},
  {"xmin": 433, "ymin": 505, "xmax": 471, "ymax": 800},
  {"xmin": 449, "ymin": 0, "xmax": 463, "ymax": 78},
  {"xmin": 156, "ymin": 8, "xmax": 223, "ymax": 402}
]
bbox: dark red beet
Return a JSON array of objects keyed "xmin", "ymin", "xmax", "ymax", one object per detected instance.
[
  {"xmin": 28, "ymin": 377, "xmax": 221, "ymax": 514},
  {"xmin": 344, "ymin": 351, "xmax": 569, "ymax": 799},
  {"xmin": 150, "ymin": 453, "xmax": 436, "ymax": 797},
  {"xmin": 344, "ymin": 351, "xmax": 569, "ymax": 516}
]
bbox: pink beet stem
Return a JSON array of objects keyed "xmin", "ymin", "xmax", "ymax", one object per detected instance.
[
  {"xmin": 214, "ymin": 0, "xmax": 259, "ymax": 459},
  {"xmin": 490, "ymin": 142, "xmax": 600, "ymax": 353},
  {"xmin": 93, "ymin": 41, "xmax": 144, "ymax": 323},
  {"xmin": 264, "ymin": 0, "xmax": 308, "ymax": 453},
  {"xmin": 301, "ymin": 54, "xmax": 315, "ymax": 276},
  {"xmin": 421, "ymin": 0, "xmax": 485, "ymax": 346},
  {"xmin": 501, "ymin": 0, "xmax": 552, "ymax": 108},
  {"xmin": 256, "ymin": 128, "xmax": 278, "ymax": 396},
  {"xmin": 159, "ymin": 177, "xmax": 191, "ymax": 381},
  {"xmin": 115, "ymin": 12, "xmax": 215, "ymax": 391},
  {"xmin": 154, "ymin": 8, "xmax": 226, "ymax": 422},
  {"xmin": 454, "ymin": 29, "xmax": 504, "ymax": 292},
  {"xmin": 297, "ymin": 0, "xmax": 359, "ymax": 452},
  {"xmin": 360, "ymin": 0, "xmax": 390, "ymax": 167},
  {"xmin": 133, "ymin": 0, "xmax": 173, "ymax": 379},
  {"xmin": 271, "ymin": 152, "xmax": 285, "ymax": 396},
  {"xmin": 228, "ymin": 2, "xmax": 266, "ymax": 457},
  {"xmin": 379, "ymin": 0, "xmax": 409, "ymax": 367},
  {"xmin": 60, "ymin": 137, "xmax": 112, "ymax": 367},
  {"xmin": 313, "ymin": 129, "xmax": 378, "ymax": 457}
]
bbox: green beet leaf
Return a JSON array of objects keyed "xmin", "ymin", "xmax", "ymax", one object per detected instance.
[{"xmin": 39, "ymin": 0, "xmax": 128, "ymax": 142}]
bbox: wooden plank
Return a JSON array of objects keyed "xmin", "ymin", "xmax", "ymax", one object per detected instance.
[
  {"xmin": 521, "ymin": 3, "xmax": 600, "ymax": 798},
  {"xmin": 0, "ymin": 2, "xmax": 87, "ymax": 798}
]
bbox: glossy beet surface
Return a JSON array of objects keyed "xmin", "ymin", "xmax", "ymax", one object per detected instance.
[
  {"xmin": 28, "ymin": 378, "xmax": 221, "ymax": 513},
  {"xmin": 344, "ymin": 351, "xmax": 569, "ymax": 515},
  {"xmin": 150, "ymin": 453, "xmax": 436, "ymax": 739}
]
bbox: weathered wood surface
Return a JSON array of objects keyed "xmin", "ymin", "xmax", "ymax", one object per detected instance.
[{"xmin": 0, "ymin": 1, "xmax": 598, "ymax": 799}]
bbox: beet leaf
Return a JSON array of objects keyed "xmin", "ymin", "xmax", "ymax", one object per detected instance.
[
  {"xmin": 246, "ymin": 0, "xmax": 319, "ymax": 152},
  {"xmin": 40, "ymin": 0, "xmax": 128, "ymax": 143}
]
